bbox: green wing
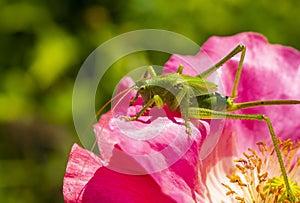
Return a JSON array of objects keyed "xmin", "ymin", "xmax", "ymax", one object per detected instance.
[{"xmin": 179, "ymin": 75, "xmax": 218, "ymax": 96}]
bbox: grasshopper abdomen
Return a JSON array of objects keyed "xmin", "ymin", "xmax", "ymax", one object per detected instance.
[{"xmin": 195, "ymin": 92, "xmax": 228, "ymax": 111}]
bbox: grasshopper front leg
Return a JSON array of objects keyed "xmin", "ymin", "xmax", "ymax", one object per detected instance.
[{"xmin": 124, "ymin": 95, "xmax": 164, "ymax": 121}]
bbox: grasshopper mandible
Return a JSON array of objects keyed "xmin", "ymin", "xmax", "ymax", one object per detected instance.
[{"xmin": 111, "ymin": 44, "xmax": 299, "ymax": 201}]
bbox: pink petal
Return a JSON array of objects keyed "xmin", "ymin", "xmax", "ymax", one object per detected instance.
[
  {"xmin": 164, "ymin": 51, "xmax": 213, "ymax": 76},
  {"xmin": 111, "ymin": 76, "xmax": 136, "ymax": 115},
  {"xmin": 63, "ymin": 114, "xmax": 209, "ymax": 202},
  {"xmin": 63, "ymin": 144, "xmax": 176, "ymax": 203},
  {"xmin": 63, "ymin": 144, "xmax": 103, "ymax": 202},
  {"xmin": 94, "ymin": 109, "xmax": 210, "ymax": 202},
  {"xmin": 82, "ymin": 162, "xmax": 176, "ymax": 203},
  {"xmin": 201, "ymin": 32, "xmax": 300, "ymax": 152}
]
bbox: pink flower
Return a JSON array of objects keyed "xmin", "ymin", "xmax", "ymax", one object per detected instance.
[
  {"xmin": 63, "ymin": 32, "xmax": 300, "ymax": 202},
  {"xmin": 64, "ymin": 76, "xmax": 210, "ymax": 202}
]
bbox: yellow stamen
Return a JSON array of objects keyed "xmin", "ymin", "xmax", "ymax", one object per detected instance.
[{"xmin": 222, "ymin": 139, "xmax": 300, "ymax": 202}]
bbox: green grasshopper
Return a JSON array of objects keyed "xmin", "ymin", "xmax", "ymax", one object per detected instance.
[{"xmin": 114, "ymin": 44, "xmax": 299, "ymax": 201}]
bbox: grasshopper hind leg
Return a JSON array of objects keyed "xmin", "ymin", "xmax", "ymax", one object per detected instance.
[{"xmin": 188, "ymin": 107, "xmax": 296, "ymax": 201}]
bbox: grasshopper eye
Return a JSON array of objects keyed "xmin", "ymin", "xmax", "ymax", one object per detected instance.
[{"xmin": 139, "ymin": 86, "xmax": 146, "ymax": 91}]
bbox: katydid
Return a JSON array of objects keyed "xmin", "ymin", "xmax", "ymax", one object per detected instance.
[{"xmin": 111, "ymin": 44, "xmax": 299, "ymax": 201}]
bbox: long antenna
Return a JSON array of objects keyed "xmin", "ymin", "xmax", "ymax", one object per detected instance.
[{"xmin": 95, "ymin": 85, "xmax": 136, "ymax": 119}]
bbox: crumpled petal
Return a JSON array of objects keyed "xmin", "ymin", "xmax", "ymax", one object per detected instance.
[
  {"xmin": 91, "ymin": 75, "xmax": 210, "ymax": 202},
  {"xmin": 64, "ymin": 75, "xmax": 210, "ymax": 202}
]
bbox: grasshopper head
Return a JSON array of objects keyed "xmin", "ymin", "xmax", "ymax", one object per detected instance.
[
  {"xmin": 129, "ymin": 79, "xmax": 153, "ymax": 105},
  {"xmin": 135, "ymin": 80, "xmax": 152, "ymax": 104}
]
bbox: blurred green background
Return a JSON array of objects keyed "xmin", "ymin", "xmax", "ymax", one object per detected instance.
[{"xmin": 0, "ymin": 0, "xmax": 299, "ymax": 202}]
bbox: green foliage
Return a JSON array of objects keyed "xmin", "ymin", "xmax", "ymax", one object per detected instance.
[{"xmin": 0, "ymin": 0, "xmax": 299, "ymax": 202}]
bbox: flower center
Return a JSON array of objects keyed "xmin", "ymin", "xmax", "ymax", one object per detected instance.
[
  {"xmin": 222, "ymin": 139, "xmax": 300, "ymax": 202},
  {"xmin": 265, "ymin": 177, "xmax": 300, "ymax": 202}
]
